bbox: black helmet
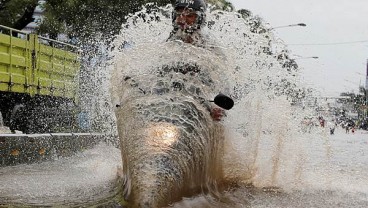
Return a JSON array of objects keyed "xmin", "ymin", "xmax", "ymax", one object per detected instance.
[
  {"xmin": 174, "ymin": 0, "xmax": 207, "ymax": 12},
  {"xmin": 172, "ymin": 0, "xmax": 207, "ymax": 33}
]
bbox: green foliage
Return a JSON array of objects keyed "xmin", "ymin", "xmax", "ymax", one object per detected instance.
[
  {"xmin": 207, "ymin": 0, "xmax": 234, "ymax": 11},
  {"xmin": 0, "ymin": 0, "xmax": 238, "ymax": 41},
  {"xmin": 0, "ymin": 0, "xmax": 38, "ymax": 29},
  {"xmin": 38, "ymin": 0, "xmax": 173, "ymax": 41},
  {"xmin": 37, "ymin": 0, "xmax": 237, "ymax": 41}
]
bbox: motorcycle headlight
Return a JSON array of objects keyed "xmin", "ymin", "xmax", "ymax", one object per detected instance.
[{"xmin": 147, "ymin": 122, "xmax": 179, "ymax": 147}]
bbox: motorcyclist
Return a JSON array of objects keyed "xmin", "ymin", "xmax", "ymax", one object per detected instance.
[
  {"xmin": 168, "ymin": 0, "xmax": 207, "ymax": 45},
  {"xmin": 168, "ymin": 0, "xmax": 226, "ymax": 121}
]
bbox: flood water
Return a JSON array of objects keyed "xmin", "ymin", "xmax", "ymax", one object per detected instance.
[
  {"xmin": 1, "ymin": 5, "xmax": 368, "ymax": 208},
  {"xmin": 1, "ymin": 130, "xmax": 367, "ymax": 207},
  {"xmin": 170, "ymin": 129, "xmax": 368, "ymax": 208},
  {"xmin": 0, "ymin": 144, "xmax": 123, "ymax": 207}
]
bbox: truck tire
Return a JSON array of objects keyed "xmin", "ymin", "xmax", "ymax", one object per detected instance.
[{"xmin": 9, "ymin": 104, "xmax": 28, "ymax": 133}]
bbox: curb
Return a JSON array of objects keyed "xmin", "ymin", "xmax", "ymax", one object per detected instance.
[{"xmin": 0, "ymin": 133, "xmax": 104, "ymax": 167}]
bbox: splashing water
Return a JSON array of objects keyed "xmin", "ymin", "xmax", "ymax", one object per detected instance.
[
  {"xmin": 108, "ymin": 4, "xmax": 368, "ymax": 207},
  {"xmin": 1, "ymin": 4, "xmax": 368, "ymax": 208},
  {"xmin": 110, "ymin": 6, "xmax": 233, "ymax": 205}
]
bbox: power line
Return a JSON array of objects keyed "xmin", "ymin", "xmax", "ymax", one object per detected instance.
[{"xmin": 288, "ymin": 40, "xmax": 368, "ymax": 46}]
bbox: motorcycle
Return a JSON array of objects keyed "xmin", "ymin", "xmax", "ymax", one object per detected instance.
[{"xmin": 114, "ymin": 62, "xmax": 233, "ymax": 207}]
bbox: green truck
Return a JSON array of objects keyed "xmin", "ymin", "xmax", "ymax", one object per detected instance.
[{"xmin": 0, "ymin": 25, "xmax": 81, "ymax": 134}]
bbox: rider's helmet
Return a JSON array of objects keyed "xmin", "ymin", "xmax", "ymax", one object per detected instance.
[{"xmin": 172, "ymin": 0, "xmax": 207, "ymax": 33}]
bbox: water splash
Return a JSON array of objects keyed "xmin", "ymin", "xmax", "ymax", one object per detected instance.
[
  {"xmin": 110, "ymin": 13, "xmax": 233, "ymax": 204},
  {"xmin": 0, "ymin": 4, "xmax": 367, "ymax": 208},
  {"xmin": 107, "ymin": 4, "xmax": 368, "ymax": 207},
  {"xmin": 1, "ymin": 4, "xmax": 368, "ymax": 208}
]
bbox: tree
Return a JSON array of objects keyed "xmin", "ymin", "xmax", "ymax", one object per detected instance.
[
  {"xmin": 37, "ymin": 0, "xmax": 237, "ymax": 42},
  {"xmin": 38, "ymin": 0, "xmax": 174, "ymax": 41},
  {"xmin": 207, "ymin": 0, "xmax": 234, "ymax": 11},
  {"xmin": 0, "ymin": 0, "xmax": 38, "ymax": 30}
]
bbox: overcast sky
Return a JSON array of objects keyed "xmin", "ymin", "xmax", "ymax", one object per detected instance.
[{"xmin": 229, "ymin": 0, "xmax": 368, "ymax": 97}]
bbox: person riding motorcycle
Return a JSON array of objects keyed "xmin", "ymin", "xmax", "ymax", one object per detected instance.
[
  {"xmin": 168, "ymin": 0, "xmax": 207, "ymax": 45},
  {"xmin": 168, "ymin": 0, "xmax": 226, "ymax": 121}
]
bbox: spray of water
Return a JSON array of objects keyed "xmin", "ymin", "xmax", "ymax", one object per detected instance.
[
  {"xmin": 2, "ymin": 4, "xmax": 368, "ymax": 208},
  {"xmin": 107, "ymin": 4, "xmax": 336, "ymax": 207},
  {"xmin": 100, "ymin": 2, "xmax": 366, "ymax": 207}
]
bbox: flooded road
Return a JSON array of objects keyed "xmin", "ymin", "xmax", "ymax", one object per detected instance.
[
  {"xmin": 1, "ymin": 5, "xmax": 367, "ymax": 208},
  {"xmin": 1, "ymin": 130, "xmax": 367, "ymax": 207},
  {"xmin": 0, "ymin": 143, "xmax": 122, "ymax": 207},
  {"xmin": 171, "ymin": 129, "xmax": 368, "ymax": 208}
]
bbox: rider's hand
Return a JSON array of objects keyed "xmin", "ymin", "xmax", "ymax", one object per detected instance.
[{"xmin": 211, "ymin": 107, "xmax": 225, "ymax": 121}]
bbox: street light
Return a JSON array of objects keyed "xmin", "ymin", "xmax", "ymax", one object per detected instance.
[
  {"xmin": 293, "ymin": 56, "xmax": 319, "ymax": 60},
  {"xmin": 269, "ymin": 23, "xmax": 307, "ymax": 31}
]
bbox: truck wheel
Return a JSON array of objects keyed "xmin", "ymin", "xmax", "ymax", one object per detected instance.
[{"xmin": 9, "ymin": 104, "xmax": 28, "ymax": 133}]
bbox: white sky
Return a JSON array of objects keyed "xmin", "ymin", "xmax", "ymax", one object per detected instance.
[{"xmin": 229, "ymin": 0, "xmax": 368, "ymax": 97}]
